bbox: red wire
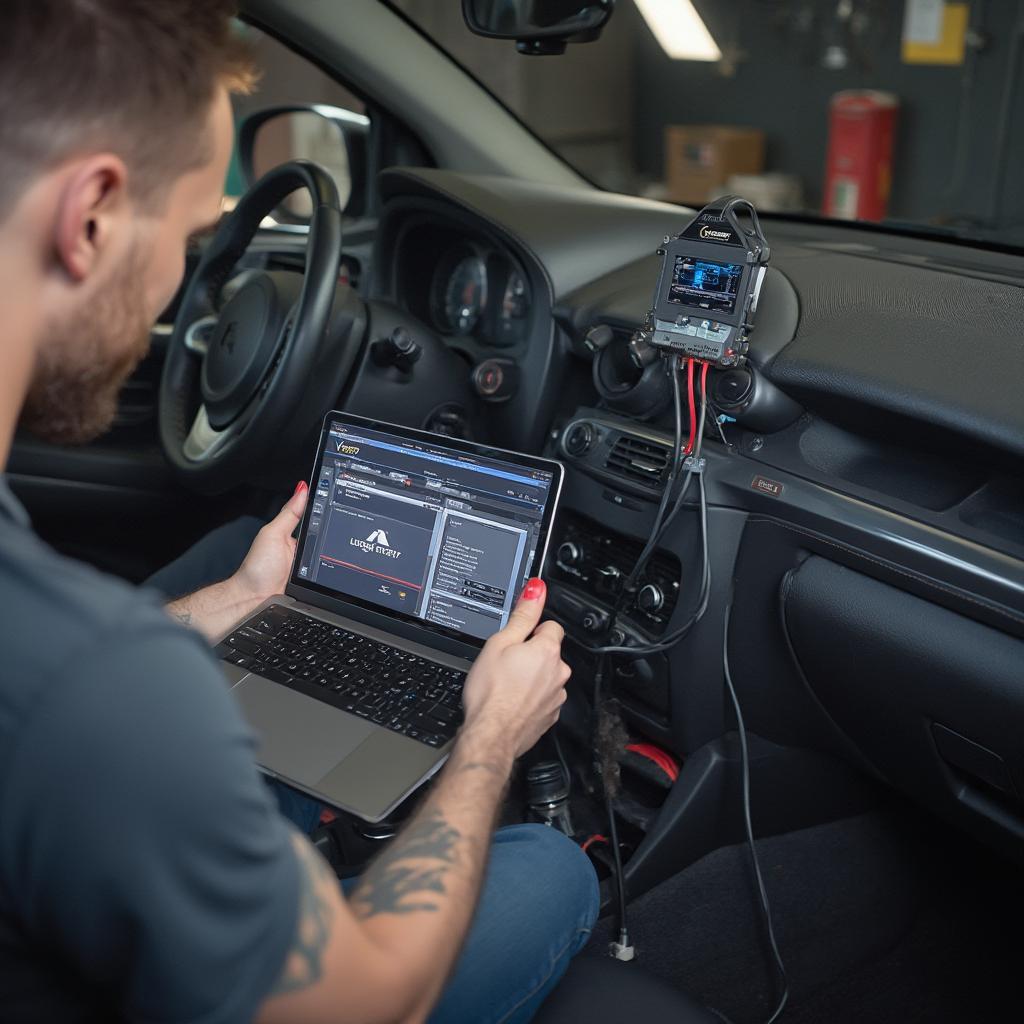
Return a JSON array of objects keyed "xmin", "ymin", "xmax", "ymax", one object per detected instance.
[
  {"xmin": 683, "ymin": 359, "xmax": 710, "ymax": 455},
  {"xmin": 581, "ymin": 834, "xmax": 609, "ymax": 852},
  {"xmin": 682, "ymin": 357, "xmax": 697, "ymax": 455},
  {"xmin": 625, "ymin": 742, "xmax": 681, "ymax": 783}
]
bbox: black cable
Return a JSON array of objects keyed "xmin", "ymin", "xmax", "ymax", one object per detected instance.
[
  {"xmin": 575, "ymin": 354, "xmax": 686, "ymax": 658},
  {"xmin": 644, "ymin": 363, "xmax": 708, "ymax": 556},
  {"xmin": 585, "ymin": 468, "xmax": 710, "ymax": 658},
  {"xmin": 708, "ymin": 401, "xmax": 733, "ymax": 449},
  {"xmin": 604, "ymin": 785, "xmax": 628, "ymax": 939},
  {"xmin": 552, "ymin": 723, "xmax": 571, "ymax": 792},
  {"xmin": 722, "ymin": 602, "xmax": 789, "ymax": 1024},
  {"xmin": 594, "ymin": 657, "xmax": 630, "ymax": 954},
  {"xmin": 580, "ymin": 374, "xmax": 712, "ymax": 659},
  {"xmin": 618, "ymin": 355, "xmax": 686, "ymax": 600}
]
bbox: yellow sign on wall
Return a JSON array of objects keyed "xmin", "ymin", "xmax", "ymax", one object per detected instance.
[{"xmin": 902, "ymin": 0, "xmax": 969, "ymax": 65}]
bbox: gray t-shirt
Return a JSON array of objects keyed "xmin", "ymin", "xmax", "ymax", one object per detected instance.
[{"xmin": 0, "ymin": 480, "xmax": 300, "ymax": 1022}]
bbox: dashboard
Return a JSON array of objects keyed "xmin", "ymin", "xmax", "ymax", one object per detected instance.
[{"xmin": 367, "ymin": 166, "xmax": 1024, "ymax": 879}]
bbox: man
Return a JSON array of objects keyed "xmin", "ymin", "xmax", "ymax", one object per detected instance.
[{"xmin": 0, "ymin": 2, "xmax": 598, "ymax": 1022}]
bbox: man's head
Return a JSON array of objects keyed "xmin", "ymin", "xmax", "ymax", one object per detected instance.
[{"xmin": 0, "ymin": 0, "xmax": 255, "ymax": 444}]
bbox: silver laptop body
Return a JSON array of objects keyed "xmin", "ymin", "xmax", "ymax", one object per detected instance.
[{"xmin": 215, "ymin": 412, "xmax": 563, "ymax": 822}]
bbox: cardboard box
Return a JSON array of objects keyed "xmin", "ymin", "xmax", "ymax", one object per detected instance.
[{"xmin": 664, "ymin": 125, "xmax": 765, "ymax": 205}]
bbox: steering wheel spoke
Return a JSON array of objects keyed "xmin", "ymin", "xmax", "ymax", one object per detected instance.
[
  {"xmin": 182, "ymin": 404, "xmax": 233, "ymax": 462},
  {"xmin": 183, "ymin": 315, "xmax": 218, "ymax": 357},
  {"xmin": 159, "ymin": 160, "xmax": 344, "ymax": 492}
]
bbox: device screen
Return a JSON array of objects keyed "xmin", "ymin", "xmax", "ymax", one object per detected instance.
[
  {"xmin": 293, "ymin": 420, "xmax": 556, "ymax": 642},
  {"xmin": 666, "ymin": 255, "xmax": 743, "ymax": 315}
]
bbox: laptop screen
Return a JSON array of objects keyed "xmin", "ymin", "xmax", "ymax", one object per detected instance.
[{"xmin": 291, "ymin": 415, "xmax": 561, "ymax": 645}]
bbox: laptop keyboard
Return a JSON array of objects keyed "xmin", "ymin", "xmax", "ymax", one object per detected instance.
[{"xmin": 215, "ymin": 606, "xmax": 466, "ymax": 748}]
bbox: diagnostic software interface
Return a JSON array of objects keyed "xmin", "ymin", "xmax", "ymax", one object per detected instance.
[
  {"xmin": 667, "ymin": 255, "xmax": 743, "ymax": 315},
  {"xmin": 295, "ymin": 421, "xmax": 555, "ymax": 642}
]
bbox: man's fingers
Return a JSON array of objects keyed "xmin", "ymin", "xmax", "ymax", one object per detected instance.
[
  {"xmin": 499, "ymin": 578, "xmax": 547, "ymax": 644},
  {"xmin": 269, "ymin": 481, "xmax": 308, "ymax": 535}
]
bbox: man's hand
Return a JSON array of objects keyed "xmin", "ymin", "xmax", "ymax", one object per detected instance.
[
  {"xmin": 234, "ymin": 481, "xmax": 308, "ymax": 603},
  {"xmin": 165, "ymin": 482, "xmax": 308, "ymax": 642},
  {"xmin": 461, "ymin": 578, "xmax": 571, "ymax": 760}
]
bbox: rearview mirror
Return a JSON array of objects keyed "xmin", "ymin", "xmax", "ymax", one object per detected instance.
[
  {"xmin": 462, "ymin": 0, "xmax": 615, "ymax": 55},
  {"xmin": 237, "ymin": 105, "xmax": 369, "ymax": 222}
]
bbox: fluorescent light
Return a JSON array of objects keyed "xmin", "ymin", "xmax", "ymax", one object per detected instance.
[{"xmin": 634, "ymin": 0, "xmax": 722, "ymax": 61}]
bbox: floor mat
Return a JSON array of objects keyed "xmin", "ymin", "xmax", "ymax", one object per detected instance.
[{"xmin": 586, "ymin": 806, "xmax": 1024, "ymax": 1023}]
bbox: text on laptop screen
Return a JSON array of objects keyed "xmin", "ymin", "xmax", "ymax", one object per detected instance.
[{"xmin": 294, "ymin": 422, "xmax": 556, "ymax": 642}]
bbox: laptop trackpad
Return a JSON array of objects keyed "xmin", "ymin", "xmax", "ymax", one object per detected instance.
[{"xmin": 234, "ymin": 675, "xmax": 374, "ymax": 785}]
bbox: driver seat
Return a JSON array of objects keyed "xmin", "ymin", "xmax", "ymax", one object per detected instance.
[{"xmin": 536, "ymin": 956, "xmax": 721, "ymax": 1023}]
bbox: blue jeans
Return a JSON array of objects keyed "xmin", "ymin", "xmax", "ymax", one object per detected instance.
[
  {"xmin": 147, "ymin": 516, "xmax": 601, "ymax": 1023},
  {"xmin": 339, "ymin": 824, "xmax": 598, "ymax": 1024}
]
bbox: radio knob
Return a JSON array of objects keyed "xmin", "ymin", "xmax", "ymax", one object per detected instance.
[
  {"xmin": 557, "ymin": 541, "xmax": 583, "ymax": 567},
  {"xmin": 637, "ymin": 583, "xmax": 664, "ymax": 614}
]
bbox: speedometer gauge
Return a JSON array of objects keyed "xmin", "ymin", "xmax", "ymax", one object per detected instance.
[{"xmin": 437, "ymin": 255, "xmax": 487, "ymax": 334}]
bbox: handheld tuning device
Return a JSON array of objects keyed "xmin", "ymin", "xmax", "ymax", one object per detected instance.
[{"xmin": 636, "ymin": 195, "xmax": 771, "ymax": 369}]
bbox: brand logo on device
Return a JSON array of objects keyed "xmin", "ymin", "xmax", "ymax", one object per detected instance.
[
  {"xmin": 350, "ymin": 528, "xmax": 402, "ymax": 559},
  {"xmin": 336, "ymin": 441, "xmax": 360, "ymax": 455},
  {"xmin": 699, "ymin": 225, "xmax": 732, "ymax": 241}
]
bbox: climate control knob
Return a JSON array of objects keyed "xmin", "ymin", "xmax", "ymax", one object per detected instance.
[
  {"xmin": 636, "ymin": 583, "xmax": 664, "ymax": 614},
  {"xmin": 557, "ymin": 541, "xmax": 583, "ymax": 567}
]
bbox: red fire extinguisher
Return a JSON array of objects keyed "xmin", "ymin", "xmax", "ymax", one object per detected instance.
[{"xmin": 823, "ymin": 90, "xmax": 898, "ymax": 222}]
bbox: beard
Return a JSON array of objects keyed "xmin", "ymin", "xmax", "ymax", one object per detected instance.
[{"xmin": 20, "ymin": 250, "xmax": 153, "ymax": 445}]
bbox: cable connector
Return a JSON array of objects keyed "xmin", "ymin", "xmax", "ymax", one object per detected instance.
[
  {"xmin": 609, "ymin": 928, "xmax": 636, "ymax": 961},
  {"xmin": 683, "ymin": 454, "xmax": 707, "ymax": 473}
]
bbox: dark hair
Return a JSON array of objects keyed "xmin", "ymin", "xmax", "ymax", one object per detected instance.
[{"xmin": 0, "ymin": 0, "xmax": 256, "ymax": 218}]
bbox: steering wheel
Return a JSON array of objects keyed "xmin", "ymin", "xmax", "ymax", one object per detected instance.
[{"xmin": 159, "ymin": 160, "xmax": 347, "ymax": 492}]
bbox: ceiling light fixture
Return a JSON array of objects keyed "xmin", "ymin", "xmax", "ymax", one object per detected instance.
[{"xmin": 634, "ymin": 0, "xmax": 722, "ymax": 61}]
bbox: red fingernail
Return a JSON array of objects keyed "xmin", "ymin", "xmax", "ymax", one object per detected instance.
[
  {"xmin": 294, "ymin": 480, "xmax": 307, "ymax": 496},
  {"xmin": 522, "ymin": 578, "xmax": 545, "ymax": 601}
]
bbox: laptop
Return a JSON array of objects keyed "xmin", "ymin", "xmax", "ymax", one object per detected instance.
[{"xmin": 214, "ymin": 412, "xmax": 563, "ymax": 822}]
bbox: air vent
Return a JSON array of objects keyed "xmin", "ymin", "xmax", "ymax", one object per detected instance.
[{"xmin": 605, "ymin": 434, "xmax": 670, "ymax": 484}]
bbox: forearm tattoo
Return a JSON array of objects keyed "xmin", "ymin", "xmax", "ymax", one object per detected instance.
[
  {"xmin": 173, "ymin": 610, "xmax": 192, "ymax": 626},
  {"xmin": 272, "ymin": 837, "xmax": 336, "ymax": 995},
  {"xmin": 350, "ymin": 810, "xmax": 462, "ymax": 919}
]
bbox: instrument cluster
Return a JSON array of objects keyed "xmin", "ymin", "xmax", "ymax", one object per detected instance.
[
  {"xmin": 430, "ymin": 242, "xmax": 530, "ymax": 346},
  {"xmin": 408, "ymin": 236, "xmax": 531, "ymax": 347}
]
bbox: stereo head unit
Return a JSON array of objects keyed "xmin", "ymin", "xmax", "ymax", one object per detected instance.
[{"xmin": 647, "ymin": 195, "xmax": 771, "ymax": 368}]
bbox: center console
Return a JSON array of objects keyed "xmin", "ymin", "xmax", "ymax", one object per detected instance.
[{"xmin": 548, "ymin": 512, "xmax": 681, "ymax": 636}]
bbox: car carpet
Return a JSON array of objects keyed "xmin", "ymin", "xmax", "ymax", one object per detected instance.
[{"xmin": 584, "ymin": 805, "xmax": 1024, "ymax": 1023}]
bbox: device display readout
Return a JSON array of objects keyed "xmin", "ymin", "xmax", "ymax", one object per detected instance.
[
  {"xmin": 667, "ymin": 255, "xmax": 743, "ymax": 316},
  {"xmin": 294, "ymin": 423, "xmax": 555, "ymax": 642}
]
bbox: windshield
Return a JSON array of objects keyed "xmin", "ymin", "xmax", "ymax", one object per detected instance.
[{"xmin": 393, "ymin": 1, "xmax": 1024, "ymax": 251}]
